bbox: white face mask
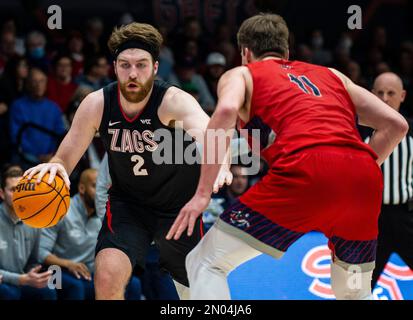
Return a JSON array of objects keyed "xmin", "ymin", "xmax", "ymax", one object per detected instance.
[
  {"xmin": 340, "ymin": 37, "xmax": 353, "ymax": 50},
  {"xmin": 312, "ymin": 36, "xmax": 323, "ymax": 49}
]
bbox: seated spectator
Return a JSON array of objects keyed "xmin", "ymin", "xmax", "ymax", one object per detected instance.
[
  {"xmin": 39, "ymin": 169, "xmax": 142, "ymax": 300},
  {"xmin": 0, "ymin": 166, "xmax": 56, "ymax": 300},
  {"xmin": 67, "ymin": 31, "xmax": 85, "ymax": 78},
  {"xmin": 9, "ymin": 68, "xmax": 66, "ymax": 168},
  {"xmin": 83, "ymin": 17, "xmax": 105, "ymax": 56},
  {"xmin": 1, "ymin": 18, "xmax": 25, "ymax": 57},
  {"xmin": 0, "ymin": 56, "xmax": 29, "ymax": 105},
  {"xmin": 167, "ymin": 55, "xmax": 214, "ymax": 112},
  {"xmin": 310, "ymin": 29, "xmax": 332, "ymax": 66},
  {"xmin": 25, "ymin": 31, "xmax": 50, "ymax": 73},
  {"xmin": 75, "ymin": 55, "xmax": 111, "ymax": 91},
  {"xmin": 203, "ymin": 165, "xmax": 249, "ymax": 231},
  {"xmin": 204, "ymin": 52, "xmax": 226, "ymax": 104},
  {"xmin": 345, "ymin": 60, "xmax": 367, "ymax": 88},
  {"xmin": 216, "ymin": 40, "xmax": 239, "ymax": 69},
  {"xmin": 47, "ymin": 54, "xmax": 78, "ymax": 113},
  {"xmin": 157, "ymin": 26, "xmax": 175, "ymax": 81},
  {"xmin": 66, "ymin": 86, "xmax": 105, "ymax": 196},
  {"xmin": 0, "ymin": 30, "xmax": 19, "ymax": 75},
  {"xmin": 0, "ymin": 56, "xmax": 29, "ymax": 167},
  {"xmin": 181, "ymin": 82, "xmax": 201, "ymax": 103}
]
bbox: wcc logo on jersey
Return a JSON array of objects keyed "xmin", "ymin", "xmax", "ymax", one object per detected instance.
[{"xmin": 302, "ymin": 245, "xmax": 413, "ymax": 300}]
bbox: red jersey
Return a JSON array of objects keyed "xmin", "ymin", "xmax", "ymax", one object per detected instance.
[{"xmin": 240, "ymin": 59, "xmax": 377, "ymax": 165}]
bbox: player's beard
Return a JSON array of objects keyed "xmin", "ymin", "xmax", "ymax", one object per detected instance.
[
  {"xmin": 83, "ymin": 191, "xmax": 96, "ymax": 212},
  {"xmin": 119, "ymin": 74, "xmax": 155, "ymax": 103}
]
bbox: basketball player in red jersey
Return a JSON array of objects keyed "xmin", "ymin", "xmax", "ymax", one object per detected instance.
[{"xmin": 167, "ymin": 13, "xmax": 408, "ymax": 299}]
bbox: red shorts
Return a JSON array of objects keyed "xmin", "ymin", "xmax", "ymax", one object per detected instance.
[{"xmin": 219, "ymin": 146, "xmax": 383, "ymax": 265}]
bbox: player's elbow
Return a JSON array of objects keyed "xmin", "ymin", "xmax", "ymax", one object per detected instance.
[
  {"xmin": 396, "ymin": 115, "xmax": 409, "ymax": 135},
  {"xmin": 389, "ymin": 114, "xmax": 409, "ymax": 140},
  {"xmin": 215, "ymin": 104, "xmax": 239, "ymax": 118},
  {"xmin": 400, "ymin": 117, "xmax": 409, "ymax": 137}
]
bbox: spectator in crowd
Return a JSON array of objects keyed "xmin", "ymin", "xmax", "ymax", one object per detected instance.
[
  {"xmin": 0, "ymin": 56, "xmax": 29, "ymax": 105},
  {"xmin": 345, "ymin": 60, "xmax": 367, "ymax": 87},
  {"xmin": 371, "ymin": 26, "xmax": 392, "ymax": 62},
  {"xmin": 65, "ymin": 86, "xmax": 104, "ymax": 196},
  {"xmin": 0, "ymin": 57, "xmax": 29, "ymax": 167},
  {"xmin": 168, "ymin": 55, "xmax": 215, "ymax": 112},
  {"xmin": 95, "ymin": 155, "xmax": 179, "ymax": 300},
  {"xmin": 66, "ymin": 86, "xmax": 93, "ymax": 125},
  {"xmin": 157, "ymin": 25, "xmax": 175, "ymax": 81},
  {"xmin": 39, "ymin": 168, "xmax": 142, "ymax": 300},
  {"xmin": 67, "ymin": 31, "xmax": 85, "ymax": 78},
  {"xmin": 208, "ymin": 24, "xmax": 240, "ymax": 68},
  {"xmin": 118, "ymin": 12, "xmax": 134, "ymax": 25},
  {"xmin": 216, "ymin": 40, "xmax": 238, "ymax": 69},
  {"xmin": 204, "ymin": 52, "xmax": 226, "ymax": 105},
  {"xmin": 211, "ymin": 24, "xmax": 233, "ymax": 48},
  {"xmin": 181, "ymin": 82, "xmax": 201, "ymax": 103},
  {"xmin": 398, "ymin": 45, "xmax": 413, "ymax": 115},
  {"xmin": 1, "ymin": 18, "xmax": 25, "ymax": 57},
  {"xmin": 173, "ymin": 17, "xmax": 207, "ymax": 62},
  {"xmin": 203, "ymin": 165, "xmax": 249, "ymax": 231},
  {"xmin": 296, "ymin": 44, "xmax": 313, "ymax": 63},
  {"xmin": 0, "ymin": 30, "xmax": 18, "ymax": 75},
  {"xmin": 47, "ymin": 54, "xmax": 78, "ymax": 113},
  {"xmin": 364, "ymin": 47, "xmax": 385, "ymax": 86},
  {"xmin": 367, "ymin": 72, "xmax": 413, "ymax": 288},
  {"xmin": 336, "ymin": 32, "xmax": 354, "ymax": 57},
  {"xmin": 25, "ymin": 31, "xmax": 50, "ymax": 73},
  {"xmin": 310, "ymin": 29, "xmax": 332, "ymax": 66},
  {"xmin": 0, "ymin": 166, "xmax": 57, "ymax": 300},
  {"xmin": 9, "ymin": 68, "xmax": 66, "ymax": 168},
  {"xmin": 75, "ymin": 54, "xmax": 111, "ymax": 91},
  {"xmin": 333, "ymin": 39, "xmax": 352, "ymax": 74},
  {"xmin": 183, "ymin": 40, "xmax": 201, "ymax": 67},
  {"xmin": 83, "ymin": 17, "xmax": 105, "ymax": 56}
]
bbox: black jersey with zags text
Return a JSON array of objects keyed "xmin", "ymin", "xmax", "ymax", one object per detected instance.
[{"xmin": 99, "ymin": 80, "xmax": 200, "ymax": 215}]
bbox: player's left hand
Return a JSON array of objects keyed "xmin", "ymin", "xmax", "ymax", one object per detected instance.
[
  {"xmin": 166, "ymin": 193, "xmax": 211, "ymax": 240},
  {"xmin": 213, "ymin": 166, "xmax": 233, "ymax": 194}
]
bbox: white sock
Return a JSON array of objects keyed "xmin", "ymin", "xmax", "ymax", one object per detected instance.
[{"xmin": 185, "ymin": 224, "xmax": 261, "ymax": 300}]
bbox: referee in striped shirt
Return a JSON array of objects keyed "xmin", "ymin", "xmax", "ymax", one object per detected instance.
[{"xmin": 363, "ymin": 72, "xmax": 413, "ymax": 287}]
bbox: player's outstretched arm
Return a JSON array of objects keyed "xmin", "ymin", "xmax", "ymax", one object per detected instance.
[
  {"xmin": 164, "ymin": 87, "xmax": 233, "ymax": 193},
  {"xmin": 330, "ymin": 68, "xmax": 409, "ymax": 165},
  {"xmin": 24, "ymin": 90, "xmax": 104, "ymax": 189},
  {"xmin": 166, "ymin": 67, "xmax": 247, "ymax": 240}
]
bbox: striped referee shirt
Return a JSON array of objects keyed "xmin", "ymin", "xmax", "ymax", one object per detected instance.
[{"xmin": 365, "ymin": 130, "xmax": 413, "ymax": 205}]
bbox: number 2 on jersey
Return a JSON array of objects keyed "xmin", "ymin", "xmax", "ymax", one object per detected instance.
[
  {"xmin": 288, "ymin": 74, "xmax": 321, "ymax": 97},
  {"xmin": 131, "ymin": 155, "xmax": 148, "ymax": 176}
]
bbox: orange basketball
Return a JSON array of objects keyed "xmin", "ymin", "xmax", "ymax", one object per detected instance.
[{"xmin": 12, "ymin": 173, "xmax": 70, "ymax": 228}]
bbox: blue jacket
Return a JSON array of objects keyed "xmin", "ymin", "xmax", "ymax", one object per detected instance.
[{"xmin": 9, "ymin": 96, "xmax": 66, "ymax": 156}]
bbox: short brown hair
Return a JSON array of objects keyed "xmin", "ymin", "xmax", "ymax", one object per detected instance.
[
  {"xmin": 1, "ymin": 165, "xmax": 23, "ymax": 189},
  {"xmin": 107, "ymin": 22, "xmax": 163, "ymax": 61},
  {"xmin": 237, "ymin": 13, "xmax": 289, "ymax": 59}
]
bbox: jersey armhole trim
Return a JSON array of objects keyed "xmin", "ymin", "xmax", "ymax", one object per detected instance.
[{"xmin": 326, "ymin": 68, "xmax": 357, "ymax": 116}]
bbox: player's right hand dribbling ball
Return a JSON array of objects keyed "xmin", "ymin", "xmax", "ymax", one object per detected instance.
[{"xmin": 12, "ymin": 173, "xmax": 70, "ymax": 228}]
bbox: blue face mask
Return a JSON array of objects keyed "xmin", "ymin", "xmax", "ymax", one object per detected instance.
[{"xmin": 30, "ymin": 46, "xmax": 45, "ymax": 59}]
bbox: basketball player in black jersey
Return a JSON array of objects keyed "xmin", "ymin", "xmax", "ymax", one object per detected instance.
[{"xmin": 24, "ymin": 22, "xmax": 232, "ymax": 300}]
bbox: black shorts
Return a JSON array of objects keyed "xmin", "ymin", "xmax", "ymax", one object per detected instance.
[{"xmin": 95, "ymin": 197, "xmax": 204, "ymax": 287}]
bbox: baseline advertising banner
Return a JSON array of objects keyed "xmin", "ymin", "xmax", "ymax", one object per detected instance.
[{"xmin": 229, "ymin": 232, "xmax": 413, "ymax": 300}]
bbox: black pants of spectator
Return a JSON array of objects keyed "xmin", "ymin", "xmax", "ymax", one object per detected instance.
[{"xmin": 372, "ymin": 203, "xmax": 413, "ymax": 287}]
